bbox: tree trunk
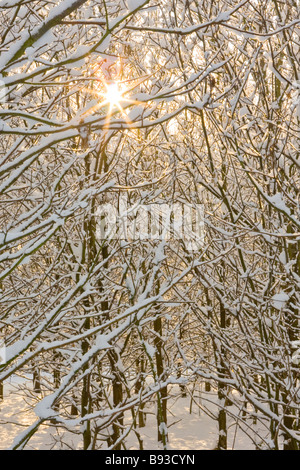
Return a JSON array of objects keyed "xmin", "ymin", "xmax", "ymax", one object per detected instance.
[
  {"xmin": 217, "ymin": 302, "xmax": 227, "ymax": 450},
  {"xmin": 135, "ymin": 357, "xmax": 146, "ymax": 428},
  {"xmin": 33, "ymin": 369, "xmax": 42, "ymax": 394},
  {"xmin": 154, "ymin": 315, "xmax": 168, "ymax": 446},
  {"xmin": 81, "ymin": 315, "xmax": 91, "ymax": 450}
]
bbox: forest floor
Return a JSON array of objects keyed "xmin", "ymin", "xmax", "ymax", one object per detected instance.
[{"xmin": 0, "ymin": 376, "xmax": 269, "ymax": 450}]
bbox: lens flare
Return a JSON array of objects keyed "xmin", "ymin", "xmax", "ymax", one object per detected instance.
[
  {"xmin": 105, "ymin": 83, "xmax": 123, "ymax": 107},
  {"xmin": 80, "ymin": 68, "xmax": 147, "ymax": 136}
]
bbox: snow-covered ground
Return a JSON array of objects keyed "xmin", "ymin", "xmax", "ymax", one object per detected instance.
[{"xmin": 0, "ymin": 376, "xmax": 268, "ymax": 450}]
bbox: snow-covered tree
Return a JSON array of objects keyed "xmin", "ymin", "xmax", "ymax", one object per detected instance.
[{"xmin": 0, "ymin": 0, "xmax": 299, "ymax": 450}]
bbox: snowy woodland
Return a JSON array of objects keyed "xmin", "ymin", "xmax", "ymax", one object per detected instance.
[{"xmin": 0, "ymin": 0, "xmax": 299, "ymax": 451}]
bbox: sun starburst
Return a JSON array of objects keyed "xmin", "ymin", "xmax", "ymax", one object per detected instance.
[
  {"xmin": 79, "ymin": 60, "xmax": 147, "ymax": 137},
  {"xmin": 104, "ymin": 83, "xmax": 123, "ymax": 107}
]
